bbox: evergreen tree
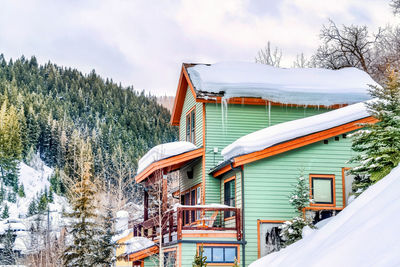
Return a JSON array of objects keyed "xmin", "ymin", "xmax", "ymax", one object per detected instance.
[
  {"xmin": 7, "ymin": 192, "xmax": 16, "ymax": 203},
  {"xmin": 192, "ymin": 245, "xmax": 208, "ymax": 267},
  {"xmin": 289, "ymin": 173, "xmax": 310, "ymax": 213},
  {"xmin": 0, "ymin": 226, "xmax": 16, "ymax": 265},
  {"xmin": 351, "ymin": 69, "xmax": 400, "ymax": 191},
  {"xmin": 95, "ymin": 200, "xmax": 117, "ymax": 265},
  {"xmin": 2, "ymin": 204, "xmax": 9, "ymax": 219},
  {"xmin": 37, "ymin": 192, "xmax": 48, "ymax": 213},
  {"xmin": 48, "ymin": 187, "xmax": 54, "ymax": 203},
  {"xmin": 27, "ymin": 199, "xmax": 38, "ymax": 216},
  {"xmin": 63, "ymin": 140, "xmax": 102, "ymax": 267},
  {"xmin": 18, "ymin": 183, "xmax": 25, "ymax": 197}
]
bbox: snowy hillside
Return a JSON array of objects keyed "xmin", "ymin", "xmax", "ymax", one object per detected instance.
[{"xmin": 250, "ymin": 165, "xmax": 400, "ymax": 267}]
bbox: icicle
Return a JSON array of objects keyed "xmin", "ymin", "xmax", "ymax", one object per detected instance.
[
  {"xmin": 221, "ymin": 97, "xmax": 228, "ymax": 135},
  {"xmin": 268, "ymin": 101, "xmax": 271, "ymax": 127}
]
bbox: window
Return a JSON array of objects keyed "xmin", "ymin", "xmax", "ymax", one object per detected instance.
[
  {"xmin": 203, "ymin": 246, "xmax": 237, "ymax": 263},
  {"xmin": 186, "ymin": 108, "xmax": 195, "ymax": 144},
  {"xmin": 224, "ymin": 177, "xmax": 235, "ymax": 218},
  {"xmin": 310, "ymin": 175, "xmax": 335, "ymax": 205},
  {"xmin": 181, "ymin": 184, "xmax": 201, "ymax": 224}
]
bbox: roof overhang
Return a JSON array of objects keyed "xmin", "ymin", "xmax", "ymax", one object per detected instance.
[
  {"xmin": 135, "ymin": 147, "xmax": 204, "ymax": 183},
  {"xmin": 211, "ymin": 116, "xmax": 378, "ymax": 177},
  {"xmin": 125, "ymin": 245, "xmax": 159, "ymax": 262}
]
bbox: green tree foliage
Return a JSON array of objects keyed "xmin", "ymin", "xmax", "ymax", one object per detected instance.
[
  {"xmin": 0, "ymin": 99, "xmax": 22, "ymax": 188},
  {"xmin": 0, "ymin": 54, "xmax": 177, "ymax": 200},
  {"xmin": 0, "ymin": 226, "xmax": 16, "ymax": 265},
  {"xmin": 192, "ymin": 245, "xmax": 208, "ymax": 267},
  {"xmin": 289, "ymin": 173, "xmax": 310, "ymax": 212},
  {"xmin": 351, "ymin": 69, "xmax": 400, "ymax": 191},
  {"xmin": 18, "ymin": 183, "xmax": 25, "ymax": 197},
  {"xmin": 2, "ymin": 204, "xmax": 9, "ymax": 219}
]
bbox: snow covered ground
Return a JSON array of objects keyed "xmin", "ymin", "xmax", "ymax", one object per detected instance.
[
  {"xmin": 0, "ymin": 157, "xmax": 69, "ymax": 254},
  {"xmin": 187, "ymin": 62, "xmax": 379, "ymax": 106},
  {"xmin": 250, "ymin": 165, "xmax": 400, "ymax": 267}
]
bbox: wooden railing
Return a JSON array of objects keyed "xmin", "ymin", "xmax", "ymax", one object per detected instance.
[{"xmin": 130, "ymin": 206, "xmax": 241, "ymax": 244}]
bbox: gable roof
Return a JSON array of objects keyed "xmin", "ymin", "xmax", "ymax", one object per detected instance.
[
  {"xmin": 211, "ymin": 101, "xmax": 378, "ymax": 177},
  {"xmin": 171, "ymin": 62, "xmax": 378, "ymax": 126}
]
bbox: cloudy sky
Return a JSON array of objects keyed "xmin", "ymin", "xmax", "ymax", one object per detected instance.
[{"xmin": 0, "ymin": 0, "xmax": 398, "ymax": 95}]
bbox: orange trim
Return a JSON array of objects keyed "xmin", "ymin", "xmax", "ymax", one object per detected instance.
[
  {"xmin": 224, "ymin": 175, "xmax": 236, "ymax": 184},
  {"xmin": 342, "ymin": 167, "xmax": 351, "ymax": 207},
  {"xmin": 180, "ymin": 183, "xmax": 202, "ymax": 195},
  {"xmin": 309, "ymin": 174, "xmax": 336, "ymax": 207},
  {"xmin": 196, "ymin": 243, "xmax": 240, "ymax": 265},
  {"xmin": 223, "ymin": 175, "xmax": 236, "ymax": 220},
  {"xmin": 304, "ymin": 206, "xmax": 343, "ymax": 211},
  {"xmin": 178, "ymin": 243, "xmax": 182, "ymax": 267},
  {"xmin": 257, "ymin": 220, "xmax": 285, "ymax": 258},
  {"xmin": 197, "ymin": 97, "xmax": 347, "ymax": 109},
  {"xmin": 213, "ymin": 116, "xmax": 378, "ymax": 177},
  {"xmin": 163, "ymin": 247, "xmax": 177, "ymax": 253},
  {"xmin": 171, "ymin": 64, "xmax": 197, "ymax": 126},
  {"xmin": 202, "ymin": 103, "xmax": 206, "ymax": 205},
  {"xmin": 135, "ymin": 148, "xmax": 204, "ymax": 183},
  {"xmin": 213, "ymin": 164, "xmax": 232, "ymax": 177},
  {"xmin": 182, "ymin": 232, "xmax": 237, "ymax": 238},
  {"xmin": 128, "ymin": 245, "xmax": 159, "ymax": 261}
]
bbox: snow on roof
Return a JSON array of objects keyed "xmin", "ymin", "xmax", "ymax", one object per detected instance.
[
  {"xmin": 222, "ymin": 101, "xmax": 370, "ymax": 161},
  {"xmin": 137, "ymin": 141, "xmax": 197, "ymax": 174},
  {"xmin": 250, "ymin": 164, "xmax": 400, "ymax": 267},
  {"xmin": 125, "ymin": 237, "xmax": 155, "ymax": 255},
  {"xmin": 186, "ymin": 62, "xmax": 379, "ymax": 106}
]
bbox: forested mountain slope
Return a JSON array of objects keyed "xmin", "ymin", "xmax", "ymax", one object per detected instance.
[{"xmin": 0, "ymin": 54, "xmax": 177, "ymax": 201}]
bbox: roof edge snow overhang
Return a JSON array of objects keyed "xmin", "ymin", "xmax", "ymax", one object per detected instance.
[
  {"xmin": 171, "ymin": 63, "xmax": 354, "ymax": 126},
  {"xmin": 211, "ymin": 116, "xmax": 378, "ymax": 177},
  {"xmin": 124, "ymin": 245, "xmax": 159, "ymax": 262},
  {"xmin": 135, "ymin": 147, "xmax": 204, "ymax": 183}
]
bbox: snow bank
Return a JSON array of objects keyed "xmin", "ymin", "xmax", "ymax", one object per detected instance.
[
  {"xmin": 222, "ymin": 101, "xmax": 370, "ymax": 160},
  {"xmin": 250, "ymin": 165, "xmax": 400, "ymax": 267},
  {"xmin": 125, "ymin": 237, "xmax": 155, "ymax": 255},
  {"xmin": 187, "ymin": 62, "xmax": 378, "ymax": 106},
  {"xmin": 137, "ymin": 141, "xmax": 197, "ymax": 174}
]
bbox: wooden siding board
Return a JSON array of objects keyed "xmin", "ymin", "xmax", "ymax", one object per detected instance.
[
  {"xmin": 243, "ymin": 135, "xmax": 355, "ymax": 265},
  {"xmin": 204, "ymin": 103, "xmax": 329, "ymax": 205},
  {"xmin": 179, "ymin": 158, "xmax": 203, "ymax": 193},
  {"xmin": 179, "ymin": 86, "xmax": 203, "ymax": 147}
]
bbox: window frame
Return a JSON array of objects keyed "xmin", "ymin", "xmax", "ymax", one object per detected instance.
[
  {"xmin": 223, "ymin": 176, "xmax": 236, "ymax": 220},
  {"xmin": 199, "ymin": 245, "xmax": 239, "ymax": 264},
  {"xmin": 181, "ymin": 183, "xmax": 202, "ymax": 224},
  {"xmin": 185, "ymin": 107, "xmax": 196, "ymax": 144},
  {"xmin": 309, "ymin": 174, "xmax": 336, "ymax": 207}
]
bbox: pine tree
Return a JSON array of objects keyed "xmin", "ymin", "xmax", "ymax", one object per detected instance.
[
  {"xmin": 192, "ymin": 245, "xmax": 208, "ymax": 267},
  {"xmin": 63, "ymin": 140, "xmax": 101, "ymax": 267},
  {"xmin": 351, "ymin": 69, "xmax": 400, "ymax": 191},
  {"xmin": 95, "ymin": 200, "xmax": 117, "ymax": 265},
  {"xmin": 18, "ymin": 183, "xmax": 25, "ymax": 197},
  {"xmin": 2, "ymin": 204, "xmax": 9, "ymax": 219},
  {"xmin": 289, "ymin": 173, "xmax": 310, "ymax": 213},
  {"xmin": 27, "ymin": 199, "xmax": 38, "ymax": 216},
  {"xmin": 0, "ymin": 226, "xmax": 16, "ymax": 265}
]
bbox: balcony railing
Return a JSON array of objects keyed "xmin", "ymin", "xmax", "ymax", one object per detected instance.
[{"xmin": 130, "ymin": 206, "xmax": 241, "ymax": 244}]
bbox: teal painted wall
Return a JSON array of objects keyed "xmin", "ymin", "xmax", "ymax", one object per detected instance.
[
  {"xmin": 243, "ymin": 135, "xmax": 355, "ymax": 265},
  {"xmin": 204, "ymin": 103, "xmax": 329, "ymax": 205},
  {"xmin": 179, "ymin": 87, "xmax": 203, "ymax": 147},
  {"xmin": 180, "ymin": 158, "xmax": 202, "ymax": 193}
]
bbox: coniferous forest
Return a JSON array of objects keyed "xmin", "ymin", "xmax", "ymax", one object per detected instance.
[{"xmin": 0, "ymin": 54, "xmax": 177, "ymax": 200}]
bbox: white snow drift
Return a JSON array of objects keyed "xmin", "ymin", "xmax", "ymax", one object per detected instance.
[
  {"xmin": 187, "ymin": 62, "xmax": 378, "ymax": 106},
  {"xmin": 250, "ymin": 164, "xmax": 400, "ymax": 267},
  {"xmin": 137, "ymin": 141, "xmax": 197, "ymax": 174},
  {"xmin": 222, "ymin": 101, "xmax": 371, "ymax": 160}
]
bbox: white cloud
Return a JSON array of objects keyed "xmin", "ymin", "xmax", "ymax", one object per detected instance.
[{"xmin": 0, "ymin": 0, "xmax": 398, "ymax": 95}]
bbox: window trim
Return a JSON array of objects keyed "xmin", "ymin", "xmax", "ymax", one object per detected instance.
[
  {"xmin": 181, "ymin": 183, "xmax": 202, "ymax": 224},
  {"xmin": 197, "ymin": 244, "xmax": 240, "ymax": 265},
  {"xmin": 309, "ymin": 174, "xmax": 336, "ymax": 207},
  {"xmin": 223, "ymin": 176, "xmax": 236, "ymax": 220},
  {"xmin": 185, "ymin": 107, "xmax": 196, "ymax": 144}
]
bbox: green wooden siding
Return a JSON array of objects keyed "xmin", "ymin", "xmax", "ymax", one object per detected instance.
[
  {"xmin": 179, "ymin": 158, "xmax": 202, "ymax": 193},
  {"xmin": 243, "ymin": 135, "xmax": 355, "ymax": 265},
  {"xmin": 220, "ymin": 170, "xmax": 242, "ymax": 228},
  {"xmin": 179, "ymin": 87, "xmax": 203, "ymax": 147},
  {"xmin": 204, "ymin": 103, "xmax": 329, "ymax": 205}
]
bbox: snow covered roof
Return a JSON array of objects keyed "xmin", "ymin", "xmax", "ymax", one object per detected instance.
[
  {"xmin": 250, "ymin": 164, "xmax": 400, "ymax": 267},
  {"xmin": 222, "ymin": 101, "xmax": 372, "ymax": 161},
  {"xmin": 186, "ymin": 62, "xmax": 379, "ymax": 106},
  {"xmin": 137, "ymin": 141, "xmax": 198, "ymax": 174},
  {"xmin": 124, "ymin": 237, "xmax": 155, "ymax": 255}
]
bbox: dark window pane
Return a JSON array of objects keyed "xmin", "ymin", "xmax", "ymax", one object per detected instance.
[
  {"xmin": 203, "ymin": 247, "xmax": 212, "ymax": 263},
  {"xmin": 212, "ymin": 247, "xmax": 224, "ymax": 262},
  {"xmin": 224, "ymin": 247, "xmax": 236, "ymax": 262},
  {"xmin": 224, "ymin": 179, "xmax": 235, "ymax": 217}
]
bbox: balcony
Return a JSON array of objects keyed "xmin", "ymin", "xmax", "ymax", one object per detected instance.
[{"xmin": 130, "ymin": 205, "xmax": 242, "ymax": 245}]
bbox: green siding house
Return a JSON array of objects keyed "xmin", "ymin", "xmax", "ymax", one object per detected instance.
[{"xmin": 123, "ymin": 62, "xmax": 378, "ymax": 267}]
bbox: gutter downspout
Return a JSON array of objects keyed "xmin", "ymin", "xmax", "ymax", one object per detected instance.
[{"xmin": 231, "ymin": 163, "xmax": 246, "ymax": 267}]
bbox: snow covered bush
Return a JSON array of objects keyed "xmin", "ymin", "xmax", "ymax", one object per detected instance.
[
  {"xmin": 289, "ymin": 174, "xmax": 311, "ymax": 212},
  {"xmin": 280, "ymin": 216, "xmax": 314, "ymax": 246}
]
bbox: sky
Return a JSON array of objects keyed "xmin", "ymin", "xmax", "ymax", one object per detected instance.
[{"xmin": 0, "ymin": 0, "xmax": 399, "ymax": 96}]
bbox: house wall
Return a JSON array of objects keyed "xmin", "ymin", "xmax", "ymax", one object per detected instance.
[
  {"xmin": 179, "ymin": 158, "xmax": 202, "ymax": 193},
  {"xmin": 179, "ymin": 86, "xmax": 203, "ymax": 147},
  {"xmin": 242, "ymin": 134, "xmax": 355, "ymax": 266},
  {"xmin": 204, "ymin": 103, "xmax": 329, "ymax": 205},
  {"xmin": 220, "ymin": 170, "xmax": 242, "ymax": 228}
]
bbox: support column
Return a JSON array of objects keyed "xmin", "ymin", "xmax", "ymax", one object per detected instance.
[{"xmin": 144, "ymin": 189, "xmax": 149, "ymax": 221}]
